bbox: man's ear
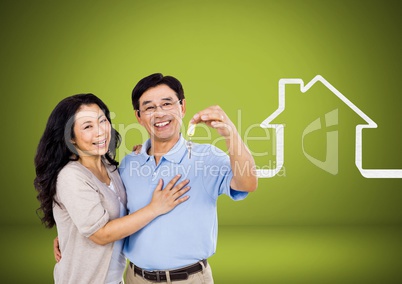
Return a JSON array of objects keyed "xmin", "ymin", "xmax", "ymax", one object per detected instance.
[
  {"xmin": 135, "ymin": 110, "xmax": 143, "ymax": 125},
  {"xmin": 180, "ymin": 99, "xmax": 186, "ymax": 118}
]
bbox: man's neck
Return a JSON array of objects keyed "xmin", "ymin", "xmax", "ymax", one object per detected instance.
[{"xmin": 148, "ymin": 135, "xmax": 180, "ymax": 165}]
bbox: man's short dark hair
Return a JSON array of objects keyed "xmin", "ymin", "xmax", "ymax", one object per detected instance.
[{"xmin": 132, "ymin": 73, "xmax": 185, "ymax": 116}]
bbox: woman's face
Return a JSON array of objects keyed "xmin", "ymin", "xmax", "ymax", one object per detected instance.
[{"xmin": 71, "ymin": 103, "xmax": 111, "ymax": 158}]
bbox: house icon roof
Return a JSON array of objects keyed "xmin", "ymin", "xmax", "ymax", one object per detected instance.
[{"xmin": 257, "ymin": 75, "xmax": 402, "ymax": 179}]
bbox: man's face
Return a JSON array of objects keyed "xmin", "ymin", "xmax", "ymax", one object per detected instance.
[{"xmin": 136, "ymin": 84, "xmax": 186, "ymax": 143}]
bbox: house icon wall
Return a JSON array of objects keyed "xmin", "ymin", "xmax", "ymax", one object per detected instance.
[{"xmin": 257, "ymin": 75, "xmax": 402, "ymax": 179}]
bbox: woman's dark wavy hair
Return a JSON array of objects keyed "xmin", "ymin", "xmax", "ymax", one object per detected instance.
[{"xmin": 34, "ymin": 93, "xmax": 121, "ymax": 228}]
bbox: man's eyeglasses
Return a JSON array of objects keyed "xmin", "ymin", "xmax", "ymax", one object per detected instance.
[{"xmin": 137, "ymin": 100, "xmax": 181, "ymax": 115}]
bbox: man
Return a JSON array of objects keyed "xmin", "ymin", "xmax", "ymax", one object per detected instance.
[{"xmin": 119, "ymin": 73, "xmax": 258, "ymax": 283}]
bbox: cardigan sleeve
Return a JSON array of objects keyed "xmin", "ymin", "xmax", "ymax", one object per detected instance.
[{"xmin": 56, "ymin": 165, "xmax": 109, "ymax": 238}]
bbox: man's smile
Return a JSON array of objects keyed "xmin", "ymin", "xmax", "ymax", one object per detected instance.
[{"xmin": 154, "ymin": 120, "xmax": 171, "ymax": 128}]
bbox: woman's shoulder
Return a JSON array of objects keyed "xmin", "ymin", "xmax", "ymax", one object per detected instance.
[
  {"xmin": 102, "ymin": 158, "xmax": 119, "ymax": 172},
  {"xmin": 58, "ymin": 161, "xmax": 92, "ymax": 180}
]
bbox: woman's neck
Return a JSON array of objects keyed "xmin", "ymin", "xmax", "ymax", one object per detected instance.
[
  {"xmin": 79, "ymin": 155, "xmax": 103, "ymax": 171},
  {"xmin": 79, "ymin": 155, "xmax": 110, "ymax": 185}
]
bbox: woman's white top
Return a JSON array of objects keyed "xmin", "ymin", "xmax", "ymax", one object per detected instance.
[{"xmin": 105, "ymin": 181, "xmax": 127, "ymax": 284}]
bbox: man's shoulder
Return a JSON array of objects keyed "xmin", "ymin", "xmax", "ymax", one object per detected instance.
[
  {"xmin": 119, "ymin": 152, "xmax": 146, "ymax": 172},
  {"xmin": 121, "ymin": 151, "xmax": 139, "ymax": 161}
]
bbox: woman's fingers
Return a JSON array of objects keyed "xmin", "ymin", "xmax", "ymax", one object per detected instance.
[
  {"xmin": 170, "ymin": 179, "xmax": 190, "ymax": 192},
  {"xmin": 163, "ymin": 178, "xmax": 190, "ymax": 204},
  {"xmin": 132, "ymin": 144, "xmax": 143, "ymax": 154},
  {"xmin": 173, "ymin": 186, "xmax": 191, "ymax": 200},
  {"xmin": 153, "ymin": 178, "xmax": 164, "ymax": 192},
  {"xmin": 155, "ymin": 175, "xmax": 191, "ymax": 204},
  {"xmin": 164, "ymin": 179, "xmax": 190, "ymax": 201},
  {"xmin": 173, "ymin": 185, "xmax": 191, "ymax": 197},
  {"xmin": 163, "ymin": 174, "xmax": 182, "ymax": 191},
  {"xmin": 53, "ymin": 237, "xmax": 61, "ymax": 262},
  {"xmin": 174, "ymin": 194, "xmax": 190, "ymax": 204}
]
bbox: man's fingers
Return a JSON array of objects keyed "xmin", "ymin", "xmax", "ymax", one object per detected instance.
[
  {"xmin": 210, "ymin": 121, "xmax": 227, "ymax": 129},
  {"xmin": 201, "ymin": 112, "xmax": 225, "ymax": 122},
  {"xmin": 190, "ymin": 106, "xmax": 225, "ymax": 124}
]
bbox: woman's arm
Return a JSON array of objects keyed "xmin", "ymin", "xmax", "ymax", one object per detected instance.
[{"xmin": 89, "ymin": 174, "xmax": 189, "ymax": 245}]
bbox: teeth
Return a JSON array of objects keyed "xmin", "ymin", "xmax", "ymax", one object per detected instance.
[
  {"xmin": 155, "ymin": 121, "xmax": 169, "ymax": 127},
  {"xmin": 94, "ymin": 140, "xmax": 106, "ymax": 145}
]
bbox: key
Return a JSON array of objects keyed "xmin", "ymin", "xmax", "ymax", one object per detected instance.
[
  {"xmin": 187, "ymin": 122, "xmax": 196, "ymax": 159},
  {"xmin": 187, "ymin": 139, "xmax": 192, "ymax": 159}
]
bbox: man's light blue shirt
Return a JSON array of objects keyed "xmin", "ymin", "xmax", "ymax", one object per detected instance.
[{"xmin": 119, "ymin": 135, "xmax": 247, "ymax": 270}]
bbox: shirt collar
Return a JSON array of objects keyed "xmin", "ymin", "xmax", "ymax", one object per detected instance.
[{"xmin": 138, "ymin": 134, "xmax": 187, "ymax": 165}]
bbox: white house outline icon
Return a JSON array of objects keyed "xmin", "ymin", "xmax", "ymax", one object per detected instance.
[{"xmin": 257, "ymin": 75, "xmax": 402, "ymax": 179}]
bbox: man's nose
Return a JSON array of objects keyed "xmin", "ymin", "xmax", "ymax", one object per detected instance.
[{"xmin": 153, "ymin": 107, "xmax": 167, "ymax": 116}]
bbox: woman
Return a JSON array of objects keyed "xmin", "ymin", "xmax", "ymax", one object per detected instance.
[{"xmin": 34, "ymin": 94, "xmax": 190, "ymax": 284}]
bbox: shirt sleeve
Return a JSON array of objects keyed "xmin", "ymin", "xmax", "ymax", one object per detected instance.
[
  {"xmin": 201, "ymin": 145, "xmax": 248, "ymax": 201},
  {"xmin": 56, "ymin": 167, "xmax": 109, "ymax": 237}
]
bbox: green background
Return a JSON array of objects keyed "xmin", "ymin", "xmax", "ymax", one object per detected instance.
[{"xmin": 1, "ymin": 0, "xmax": 401, "ymax": 283}]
